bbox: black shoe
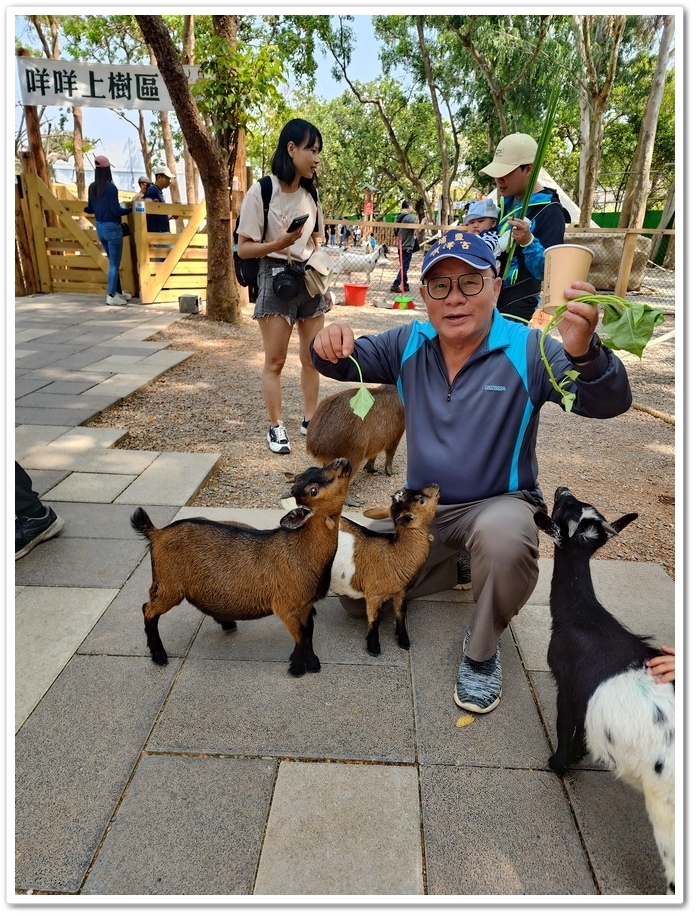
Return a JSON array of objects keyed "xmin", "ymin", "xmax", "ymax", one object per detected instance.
[
  {"xmin": 389, "ymin": 284, "xmax": 401, "ymax": 293},
  {"xmin": 453, "ymin": 550, "xmax": 472, "ymax": 590},
  {"xmin": 15, "ymin": 507, "xmax": 64, "ymax": 560}
]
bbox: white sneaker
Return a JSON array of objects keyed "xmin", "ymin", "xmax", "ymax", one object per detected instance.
[
  {"xmin": 119, "ymin": 291, "xmax": 133, "ymax": 300},
  {"xmin": 106, "ymin": 294, "xmax": 127, "ymax": 305},
  {"xmin": 267, "ymin": 423, "xmax": 290, "ymax": 454}
]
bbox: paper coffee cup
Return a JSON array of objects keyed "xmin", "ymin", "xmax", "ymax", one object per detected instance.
[{"xmin": 541, "ymin": 244, "xmax": 594, "ymax": 314}]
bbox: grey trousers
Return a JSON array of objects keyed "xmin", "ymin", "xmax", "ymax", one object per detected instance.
[{"xmin": 339, "ymin": 491, "xmax": 542, "ymax": 662}]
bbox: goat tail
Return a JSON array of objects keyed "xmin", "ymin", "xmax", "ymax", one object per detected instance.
[{"xmin": 130, "ymin": 507, "xmax": 156, "ymax": 539}]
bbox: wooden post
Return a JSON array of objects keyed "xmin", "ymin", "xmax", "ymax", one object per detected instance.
[
  {"xmin": 133, "ymin": 205, "xmax": 153, "ymax": 303},
  {"xmin": 15, "ymin": 175, "xmax": 38, "ymax": 294},
  {"xmin": 614, "ymin": 230, "xmax": 640, "ymax": 298}
]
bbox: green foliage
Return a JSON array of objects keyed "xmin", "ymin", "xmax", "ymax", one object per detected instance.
[
  {"xmin": 539, "ymin": 295, "xmax": 665, "ymax": 412},
  {"xmin": 192, "ymin": 35, "xmax": 286, "ymax": 144}
]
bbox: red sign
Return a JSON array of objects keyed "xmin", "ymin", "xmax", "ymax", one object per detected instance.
[{"xmin": 363, "ymin": 200, "xmax": 373, "ymax": 216}]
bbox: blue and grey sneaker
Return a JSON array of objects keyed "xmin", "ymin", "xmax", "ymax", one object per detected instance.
[{"xmin": 454, "ymin": 641, "xmax": 502, "ymax": 714}]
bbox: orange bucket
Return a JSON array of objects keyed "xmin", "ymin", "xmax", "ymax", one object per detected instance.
[{"xmin": 344, "ymin": 283, "xmax": 369, "ymax": 306}]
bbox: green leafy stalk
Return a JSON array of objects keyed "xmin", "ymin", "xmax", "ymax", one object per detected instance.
[
  {"xmin": 502, "ymin": 80, "xmax": 562, "ymax": 282},
  {"xmin": 348, "ymin": 355, "xmax": 375, "ymax": 420},
  {"xmin": 539, "ymin": 295, "xmax": 665, "ymax": 412}
]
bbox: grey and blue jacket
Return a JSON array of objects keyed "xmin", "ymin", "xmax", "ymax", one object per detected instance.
[{"xmin": 311, "ymin": 310, "xmax": 632, "ymax": 505}]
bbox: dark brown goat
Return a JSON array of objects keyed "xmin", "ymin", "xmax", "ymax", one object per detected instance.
[
  {"xmin": 305, "ymin": 385, "xmax": 405, "ymax": 502},
  {"xmin": 130, "ymin": 457, "xmax": 352, "ymax": 677}
]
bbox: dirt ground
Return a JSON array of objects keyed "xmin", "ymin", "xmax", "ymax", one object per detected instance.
[{"xmin": 85, "ymin": 295, "xmax": 676, "ymax": 580}]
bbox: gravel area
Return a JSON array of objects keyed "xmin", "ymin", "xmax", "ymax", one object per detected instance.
[{"xmin": 85, "ymin": 293, "xmax": 676, "ymax": 580}]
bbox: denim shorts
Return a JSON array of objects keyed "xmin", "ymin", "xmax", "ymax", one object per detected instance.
[{"xmin": 253, "ymin": 258, "xmax": 328, "ymax": 324}]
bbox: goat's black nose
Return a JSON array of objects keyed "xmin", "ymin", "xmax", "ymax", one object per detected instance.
[{"xmin": 554, "ymin": 486, "xmax": 572, "ymax": 501}]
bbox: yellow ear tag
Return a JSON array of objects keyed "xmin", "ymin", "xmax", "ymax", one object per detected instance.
[{"xmin": 348, "ymin": 355, "xmax": 375, "ymax": 420}]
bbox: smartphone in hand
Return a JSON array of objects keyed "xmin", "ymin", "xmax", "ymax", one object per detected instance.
[{"xmin": 287, "ymin": 213, "xmax": 310, "ymax": 233}]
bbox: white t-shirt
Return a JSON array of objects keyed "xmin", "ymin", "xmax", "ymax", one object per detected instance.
[{"xmin": 237, "ymin": 175, "xmax": 323, "ymax": 262}]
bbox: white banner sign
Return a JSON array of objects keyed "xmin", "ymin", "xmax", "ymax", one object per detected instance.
[{"xmin": 17, "ymin": 56, "xmax": 201, "ymax": 111}]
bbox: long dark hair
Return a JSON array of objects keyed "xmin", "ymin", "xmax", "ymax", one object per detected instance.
[
  {"xmin": 271, "ymin": 118, "xmax": 322, "ymax": 193},
  {"xmin": 90, "ymin": 165, "xmax": 113, "ymax": 199}
]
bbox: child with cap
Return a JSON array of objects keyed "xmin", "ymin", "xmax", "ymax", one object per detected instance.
[{"xmin": 463, "ymin": 198, "xmax": 501, "ymax": 255}]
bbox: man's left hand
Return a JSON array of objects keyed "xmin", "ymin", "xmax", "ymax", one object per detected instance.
[{"xmin": 557, "ymin": 281, "xmax": 600, "ymax": 358}]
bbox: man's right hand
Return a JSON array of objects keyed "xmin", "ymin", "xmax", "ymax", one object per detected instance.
[{"xmin": 312, "ymin": 322, "xmax": 355, "ymax": 362}]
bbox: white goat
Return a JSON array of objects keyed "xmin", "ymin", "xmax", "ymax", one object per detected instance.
[
  {"xmin": 535, "ymin": 487, "xmax": 675, "ymax": 895},
  {"xmin": 333, "ymin": 243, "xmax": 389, "ymax": 284}
]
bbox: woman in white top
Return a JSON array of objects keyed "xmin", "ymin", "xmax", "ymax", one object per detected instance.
[{"xmin": 237, "ymin": 118, "xmax": 330, "ymax": 454}]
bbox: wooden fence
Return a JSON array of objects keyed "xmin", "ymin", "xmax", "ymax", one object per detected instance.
[{"xmin": 15, "ymin": 172, "xmax": 209, "ymax": 304}]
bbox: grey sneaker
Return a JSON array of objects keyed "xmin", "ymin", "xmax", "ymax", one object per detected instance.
[
  {"xmin": 267, "ymin": 422, "xmax": 290, "ymax": 454},
  {"xmin": 300, "ymin": 418, "xmax": 310, "ymax": 436},
  {"xmin": 454, "ymin": 642, "xmax": 502, "ymax": 713}
]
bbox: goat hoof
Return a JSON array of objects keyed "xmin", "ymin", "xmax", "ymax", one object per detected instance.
[
  {"xmin": 151, "ymin": 652, "xmax": 168, "ymax": 667},
  {"xmin": 219, "ymin": 620, "xmax": 237, "ymax": 631},
  {"xmin": 288, "ymin": 664, "xmax": 307, "ymax": 677},
  {"xmin": 305, "ymin": 655, "xmax": 321, "ymax": 672},
  {"xmin": 397, "ymin": 634, "xmax": 410, "ymax": 650},
  {"xmin": 366, "ymin": 643, "xmax": 381, "ymax": 657},
  {"xmin": 548, "ymin": 754, "xmax": 567, "ymax": 776}
]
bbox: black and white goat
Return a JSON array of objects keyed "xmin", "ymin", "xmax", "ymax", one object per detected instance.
[{"xmin": 535, "ymin": 487, "xmax": 675, "ymax": 895}]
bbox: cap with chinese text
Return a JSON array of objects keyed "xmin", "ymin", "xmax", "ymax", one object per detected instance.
[{"xmin": 420, "ymin": 230, "xmax": 497, "ymax": 281}]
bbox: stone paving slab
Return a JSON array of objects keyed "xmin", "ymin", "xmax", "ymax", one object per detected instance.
[
  {"xmin": 254, "ymin": 761, "xmax": 423, "ymax": 895},
  {"xmin": 14, "ymin": 536, "xmax": 147, "ymax": 589},
  {"xmin": 15, "ymin": 424, "xmax": 74, "ymax": 456},
  {"xmin": 15, "ymin": 586, "xmax": 119, "ymax": 731},
  {"xmin": 81, "ymin": 755, "xmax": 277, "ymax": 895},
  {"xmin": 50, "ymin": 502, "xmax": 178, "ymax": 541},
  {"xmin": 78, "ymin": 554, "xmax": 203, "ymax": 659},
  {"xmin": 43, "ymin": 472, "xmax": 137, "ymax": 503},
  {"xmin": 147, "ymin": 657, "xmax": 416, "ymax": 762},
  {"xmin": 14, "ymin": 377, "xmax": 51, "ymax": 398},
  {"xmin": 113, "ymin": 452, "xmax": 221, "ymax": 505},
  {"xmin": 563, "ymin": 769, "xmax": 667, "ymax": 895},
  {"xmin": 15, "ymin": 406, "xmax": 106, "ymax": 427},
  {"xmin": 15, "ymin": 655, "xmax": 180, "ymax": 894},
  {"xmin": 419, "ymin": 764, "xmax": 597, "ymax": 895},
  {"xmin": 408, "ymin": 601, "xmax": 552, "ymax": 768},
  {"xmin": 21, "ymin": 447, "xmax": 160, "ymax": 474}
]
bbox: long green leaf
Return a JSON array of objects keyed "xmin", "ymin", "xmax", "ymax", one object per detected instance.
[{"xmin": 502, "ymin": 80, "xmax": 562, "ymax": 282}]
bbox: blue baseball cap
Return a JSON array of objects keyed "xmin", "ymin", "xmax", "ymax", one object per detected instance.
[{"xmin": 420, "ymin": 230, "xmax": 497, "ymax": 281}]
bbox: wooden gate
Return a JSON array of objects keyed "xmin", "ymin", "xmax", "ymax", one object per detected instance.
[{"xmin": 15, "ymin": 171, "xmax": 209, "ymax": 304}]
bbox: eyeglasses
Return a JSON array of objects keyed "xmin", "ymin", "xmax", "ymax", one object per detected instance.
[{"xmin": 422, "ymin": 273, "xmax": 495, "ymax": 300}]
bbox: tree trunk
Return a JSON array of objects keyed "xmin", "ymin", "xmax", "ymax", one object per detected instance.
[
  {"xmin": 136, "ymin": 14, "xmax": 240, "ymax": 323},
  {"xmin": 181, "ymin": 15, "xmax": 200, "ymax": 205},
  {"xmin": 618, "ymin": 16, "xmax": 675, "ymax": 229},
  {"xmin": 73, "ymin": 106, "xmax": 85, "ymax": 199},
  {"xmin": 137, "ymin": 110, "xmax": 152, "ymax": 178},
  {"xmin": 417, "ymin": 17, "xmax": 451, "ymax": 224},
  {"xmin": 573, "ymin": 14, "xmax": 626, "ymax": 226}
]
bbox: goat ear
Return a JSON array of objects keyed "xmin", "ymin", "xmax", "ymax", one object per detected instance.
[
  {"xmin": 534, "ymin": 509, "xmax": 561, "ymax": 544},
  {"xmin": 280, "ymin": 506, "xmax": 313, "ymax": 529},
  {"xmin": 605, "ymin": 512, "xmax": 638, "ymax": 537},
  {"xmin": 282, "ymin": 471, "xmax": 296, "ymax": 482},
  {"xmin": 363, "ymin": 506, "xmax": 390, "ymax": 520},
  {"xmin": 395, "ymin": 512, "xmax": 414, "ymax": 527}
]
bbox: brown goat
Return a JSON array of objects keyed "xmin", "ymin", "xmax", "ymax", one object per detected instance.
[
  {"xmin": 305, "ymin": 385, "xmax": 405, "ymax": 501},
  {"xmin": 330, "ymin": 484, "xmax": 440, "ymax": 656},
  {"xmin": 130, "ymin": 457, "xmax": 352, "ymax": 677}
]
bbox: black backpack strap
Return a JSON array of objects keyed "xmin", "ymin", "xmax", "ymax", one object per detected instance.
[{"xmin": 259, "ymin": 175, "xmax": 273, "ymax": 242}]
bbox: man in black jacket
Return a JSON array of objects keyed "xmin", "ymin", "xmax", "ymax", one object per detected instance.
[
  {"xmin": 480, "ymin": 133, "xmax": 568, "ymax": 323},
  {"xmin": 390, "ymin": 199, "xmax": 418, "ymax": 293}
]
